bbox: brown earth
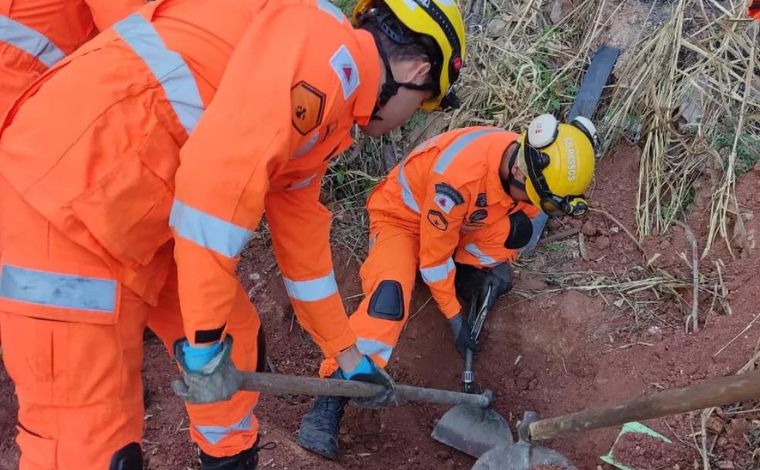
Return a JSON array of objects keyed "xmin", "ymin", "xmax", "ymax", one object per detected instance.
[{"xmin": 1, "ymin": 144, "xmax": 760, "ymax": 469}]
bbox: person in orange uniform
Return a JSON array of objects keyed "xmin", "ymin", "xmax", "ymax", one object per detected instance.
[
  {"xmin": 297, "ymin": 114, "xmax": 598, "ymax": 460},
  {"xmin": 0, "ymin": 0, "xmax": 144, "ymax": 114},
  {"xmin": 0, "ymin": 0, "xmax": 466, "ymax": 468},
  {"xmin": 750, "ymin": 0, "xmax": 759, "ymax": 18}
]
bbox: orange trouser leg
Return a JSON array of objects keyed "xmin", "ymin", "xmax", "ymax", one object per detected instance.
[
  {"xmin": 320, "ymin": 223, "xmax": 419, "ymax": 377},
  {"xmin": 0, "ymin": 178, "xmax": 146, "ymax": 470},
  {"xmin": 146, "ymin": 266, "xmax": 263, "ymax": 458}
]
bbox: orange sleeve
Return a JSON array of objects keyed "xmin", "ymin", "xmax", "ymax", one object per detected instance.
[
  {"xmin": 85, "ymin": 0, "xmax": 145, "ymax": 30},
  {"xmin": 171, "ymin": 9, "xmax": 350, "ymax": 346},
  {"xmin": 265, "ymin": 165, "xmax": 355, "ymax": 357},
  {"xmin": 418, "ymin": 179, "xmax": 471, "ymax": 319}
]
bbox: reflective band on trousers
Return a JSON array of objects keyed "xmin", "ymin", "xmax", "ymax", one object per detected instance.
[
  {"xmin": 169, "ymin": 200, "xmax": 254, "ymax": 258},
  {"xmin": 433, "ymin": 128, "xmax": 501, "ymax": 175},
  {"xmin": 397, "ymin": 162, "xmax": 420, "ymax": 213},
  {"xmin": 0, "ymin": 264, "xmax": 117, "ymax": 312},
  {"xmin": 113, "ymin": 14, "xmax": 204, "ymax": 135},
  {"xmin": 0, "ymin": 16, "xmax": 65, "ymax": 67},
  {"xmin": 196, "ymin": 407, "xmax": 254, "ymax": 445},
  {"xmin": 357, "ymin": 337, "xmax": 393, "ymax": 362},
  {"xmin": 463, "ymin": 243, "xmax": 497, "ymax": 266},
  {"xmin": 420, "ymin": 257, "xmax": 455, "ymax": 283},
  {"xmin": 283, "ymin": 272, "xmax": 338, "ymax": 302}
]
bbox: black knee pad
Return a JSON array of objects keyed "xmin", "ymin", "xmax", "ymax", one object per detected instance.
[
  {"xmin": 505, "ymin": 210, "xmax": 534, "ymax": 249},
  {"xmin": 368, "ymin": 280, "xmax": 404, "ymax": 321},
  {"xmin": 109, "ymin": 442, "xmax": 143, "ymax": 470}
]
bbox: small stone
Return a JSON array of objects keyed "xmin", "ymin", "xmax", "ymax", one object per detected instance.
[
  {"xmin": 716, "ymin": 461, "xmax": 735, "ymax": 470},
  {"xmin": 646, "ymin": 326, "xmax": 664, "ymax": 341},
  {"xmin": 717, "ymin": 436, "xmax": 728, "ymax": 446},
  {"xmin": 596, "ymin": 236, "xmax": 611, "ymax": 250},
  {"xmin": 726, "ymin": 418, "xmax": 749, "ymax": 438},
  {"xmin": 249, "ymin": 272, "xmax": 261, "ymax": 281},
  {"xmin": 486, "ymin": 17, "xmax": 508, "ymax": 37},
  {"xmin": 706, "ymin": 416, "xmax": 724, "ymax": 433},
  {"xmin": 436, "ymin": 450, "xmax": 450, "ymax": 460},
  {"xmin": 659, "ymin": 239, "xmax": 671, "ymax": 250},
  {"xmin": 581, "ymin": 220, "xmax": 597, "ymax": 236}
]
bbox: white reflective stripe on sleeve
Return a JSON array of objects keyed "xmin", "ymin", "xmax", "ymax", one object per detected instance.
[
  {"xmin": 114, "ymin": 14, "xmax": 204, "ymax": 135},
  {"xmin": 433, "ymin": 128, "xmax": 501, "ymax": 175},
  {"xmin": 195, "ymin": 407, "xmax": 254, "ymax": 445},
  {"xmin": 0, "ymin": 16, "xmax": 65, "ymax": 67},
  {"xmin": 317, "ymin": 0, "xmax": 347, "ymax": 23},
  {"xmin": 420, "ymin": 257, "xmax": 455, "ymax": 283},
  {"xmin": 169, "ymin": 200, "xmax": 254, "ymax": 258},
  {"xmin": 397, "ymin": 163, "xmax": 421, "ymax": 213},
  {"xmin": 356, "ymin": 337, "xmax": 393, "ymax": 363},
  {"xmin": 283, "ymin": 271, "xmax": 338, "ymax": 302},
  {"xmin": 464, "ymin": 243, "xmax": 497, "ymax": 266}
]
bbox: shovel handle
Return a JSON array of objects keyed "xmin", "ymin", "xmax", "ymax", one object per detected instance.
[
  {"xmin": 529, "ymin": 369, "xmax": 760, "ymax": 441},
  {"xmin": 238, "ymin": 372, "xmax": 492, "ymax": 408}
]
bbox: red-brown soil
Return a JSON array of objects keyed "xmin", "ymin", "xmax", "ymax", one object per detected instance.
[{"xmin": 1, "ymin": 145, "xmax": 759, "ymax": 469}]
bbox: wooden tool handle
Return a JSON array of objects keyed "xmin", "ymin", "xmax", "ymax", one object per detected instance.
[
  {"xmin": 530, "ymin": 370, "xmax": 760, "ymax": 441},
  {"xmin": 239, "ymin": 372, "xmax": 491, "ymax": 407}
]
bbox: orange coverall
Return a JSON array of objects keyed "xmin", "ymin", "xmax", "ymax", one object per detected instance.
[
  {"xmin": 750, "ymin": 0, "xmax": 759, "ymax": 18},
  {"xmin": 0, "ymin": 0, "xmax": 143, "ymax": 113},
  {"xmin": 0, "ymin": 0, "xmax": 380, "ymax": 467},
  {"xmin": 321, "ymin": 128, "xmax": 539, "ymax": 376}
]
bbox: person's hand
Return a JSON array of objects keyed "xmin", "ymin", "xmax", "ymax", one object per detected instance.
[
  {"xmin": 172, "ymin": 336, "xmax": 243, "ymax": 404},
  {"xmin": 479, "ymin": 263, "xmax": 513, "ymax": 310},
  {"xmin": 340, "ymin": 355, "xmax": 400, "ymax": 408},
  {"xmin": 448, "ymin": 313, "xmax": 480, "ymax": 359}
]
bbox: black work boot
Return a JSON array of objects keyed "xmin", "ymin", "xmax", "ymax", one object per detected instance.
[
  {"xmin": 200, "ymin": 445, "xmax": 259, "ymax": 470},
  {"xmin": 297, "ymin": 395, "xmax": 349, "ymax": 460}
]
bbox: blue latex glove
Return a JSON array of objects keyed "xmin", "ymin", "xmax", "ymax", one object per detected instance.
[
  {"xmin": 339, "ymin": 356, "xmax": 399, "ymax": 408},
  {"xmin": 180, "ymin": 341, "xmax": 223, "ymax": 372}
]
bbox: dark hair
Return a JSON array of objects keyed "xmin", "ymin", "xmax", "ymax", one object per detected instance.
[{"xmin": 358, "ymin": 3, "xmax": 442, "ymax": 88}]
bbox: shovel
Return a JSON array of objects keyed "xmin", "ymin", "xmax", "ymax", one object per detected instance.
[{"xmin": 472, "ymin": 368, "xmax": 760, "ymax": 469}]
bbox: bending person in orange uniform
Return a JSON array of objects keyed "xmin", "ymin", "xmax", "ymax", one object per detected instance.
[
  {"xmin": 0, "ymin": 0, "xmax": 144, "ymax": 114},
  {"xmin": 0, "ymin": 0, "xmax": 466, "ymax": 468},
  {"xmin": 298, "ymin": 114, "xmax": 598, "ymax": 460}
]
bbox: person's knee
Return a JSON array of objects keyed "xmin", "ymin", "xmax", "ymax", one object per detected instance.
[
  {"xmin": 109, "ymin": 442, "xmax": 143, "ymax": 470},
  {"xmin": 368, "ymin": 280, "xmax": 404, "ymax": 321}
]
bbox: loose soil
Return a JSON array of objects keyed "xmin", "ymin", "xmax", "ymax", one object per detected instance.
[{"xmin": 2, "ymin": 144, "xmax": 760, "ymax": 469}]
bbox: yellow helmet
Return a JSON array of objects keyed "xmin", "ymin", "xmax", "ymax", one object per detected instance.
[
  {"xmin": 352, "ymin": 0, "xmax": 466, "ymax": 111},
  {"xmin": 516, "ymin": 114, "xmax": 597, "ymax": 217}
]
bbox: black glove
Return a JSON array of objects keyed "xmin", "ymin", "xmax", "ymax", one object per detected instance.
[
  {"xmin": 448, "ymin": 313, "xmax": 480, "ymax": 359},
  {"xmin": 172, "ymin": 336, "xmax": 244, "ymax": 404},
  {"xmin": 479, "ymin": 262, "xmax": 513, "ymax": 310},
  {"xmin": 341, "ymin": 355, "xmax": 400, "ymax": 408}
]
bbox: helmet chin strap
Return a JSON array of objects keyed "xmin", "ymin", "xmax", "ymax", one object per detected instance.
[{"xmin": 369, "ymin": 29, "xmax": 434, "ymax": 121}]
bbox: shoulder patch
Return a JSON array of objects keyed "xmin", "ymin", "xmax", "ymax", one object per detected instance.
[
  {"xmin": 427, "ymin": 210, "xmax": 449, "ymax": 231},
  {"xmin": 291, "ymin": 81, "xmax": 325, "ymax": 135},
  {"xmin": 476, "ymin": 193, "xmax": 487, "ymax": 207},
  {"xmin": 330, "ymin": 45, "xmax": 360, "ymax": 100},
  {"xmin": 434, "ymin": 183, "xmax": 464, "ymax": 214}
]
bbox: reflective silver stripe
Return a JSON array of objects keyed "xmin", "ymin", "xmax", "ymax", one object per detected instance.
[
  {"xmin": 169, "ymin": 200, "xmax": 253, "ymax": 258},
  {"xmin": 283, "ymin": 271, "xmax": 338, "ymax": 302},
  {"xmin": 0, "ymin": 264, "xmax": 116, "ymax": 312},
  {"xmin": 317, "ymin": 0, "xmax": 346, "ymax": 23},
  {"xmin": 397, "ymin": 162, "xmax": 420, "ymax": 213},
  {"xmin": 294, "ymin": 132, "xmax": 319, "ymax": 158},
  {"xmin": 420, "ymin": 257, "xmax": 455, "ymax": 283},
  {"xmin": 287, "ymin": 174, "xmax": 316, "ymax": 191},
  {"xmin": 196, "ymin": 407, "xmax": 254, "ymax": 445},
  {"xmin": 357, "ymin": 337, "xmax": 393, "ymax": 362},
  {"xmin": 433, "ymin": 129, "xmax": 501, "ymax": 175},
  {"xmin": 0, "ymin": 16, "xmax": 65, "ymax": 67},
  {"xmin": 464, "ymin": 243, "xmax": 497, "ymax": 266},
  {"xmin": 114, "ymin": 14, "xmax": 204, "ymax": 135}
]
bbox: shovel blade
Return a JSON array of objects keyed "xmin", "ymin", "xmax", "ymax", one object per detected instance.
[
  {"xmin": 432, "ymin": 404, "xmax": 513, "ymax": 458},
  {"xmin": 471, "ymin": 441, "xmax": 578, "ymax": 470}
]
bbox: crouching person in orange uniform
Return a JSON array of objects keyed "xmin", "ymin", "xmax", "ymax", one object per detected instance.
[
  {"xmin": 0, "ymin": 0, "xmax": 144, "ymax": 114},
  {"xmin": 0, "ymin": 0, "xmax": 466, "ymax": 468},
  {"xmin": 297, "ymin": 114, "xmax": 598, "ymax": 459}
]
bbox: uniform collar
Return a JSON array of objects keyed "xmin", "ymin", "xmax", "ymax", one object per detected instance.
[{"xmin": 352, "ymin": 29, "xmax": 383, "ymax": 126}]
